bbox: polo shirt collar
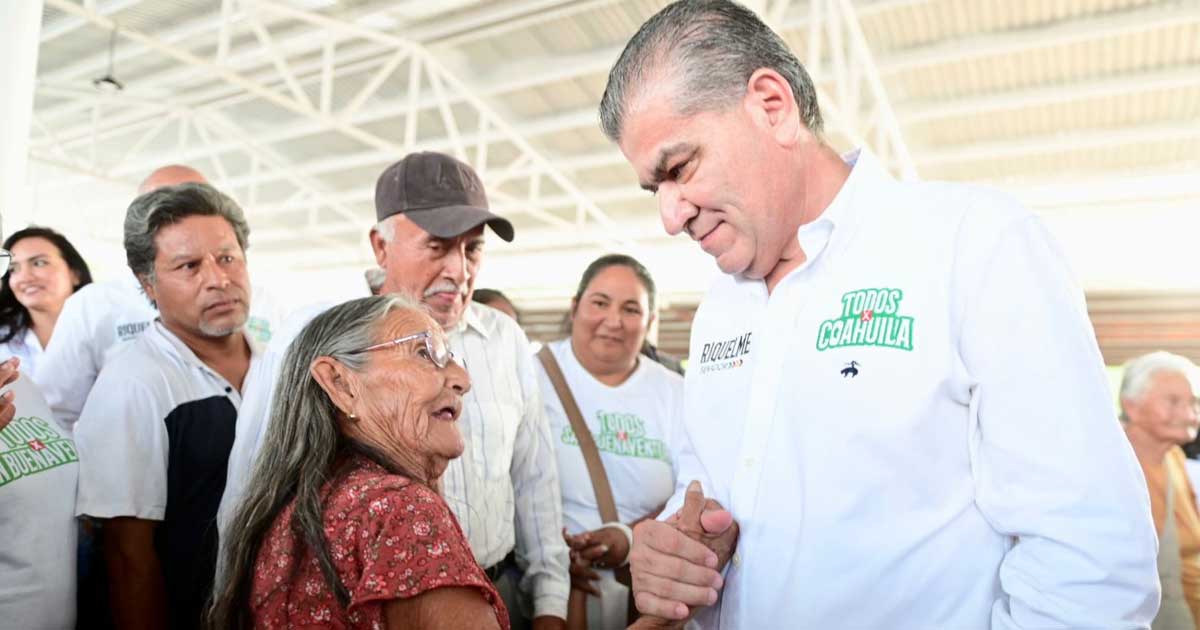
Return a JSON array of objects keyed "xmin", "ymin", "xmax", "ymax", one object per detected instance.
[{"xmin": 453, "ymin": 301, "xmax": 491, "ymax": 340}]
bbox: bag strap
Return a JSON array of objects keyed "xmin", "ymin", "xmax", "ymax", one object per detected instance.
[{"xmin": 537, "ymin": 345, "xmax": 620, "ymax": 524}]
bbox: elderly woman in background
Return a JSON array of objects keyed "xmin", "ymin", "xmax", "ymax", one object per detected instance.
[
  {"xmin": 209, "ymin": 295, "xmax": 507, "ymax": 630},
  {"xmin": 536, "ymin": 254, "xmax": 684, "ymax": 629},
  {"xmin": 0, "ymin": 226, "xmax": 93, "ymax": 373},
  {"xmin": 1121, "ymin": 351, "xmax": 1200, "ymax": 630}
]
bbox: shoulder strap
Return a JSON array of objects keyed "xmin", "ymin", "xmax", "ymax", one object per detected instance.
[{"xmin": 537, "ymin": 345, "xmax": 620, "ymax": 524}]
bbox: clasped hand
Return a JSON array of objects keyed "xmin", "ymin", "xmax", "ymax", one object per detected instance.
[{"xmin": 628, "ymin": 480, "xmax": 738, "ymax": 622}]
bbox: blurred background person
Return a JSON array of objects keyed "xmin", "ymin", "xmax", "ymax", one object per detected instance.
[
  {"xmin": 0, "ymin": 226, "xmax": 93, "ymax": 375},
  {"xmin": 535, "ymin": 254, "xmax": 683, "ymax": 629},
  {"xmin": 210, "ymin": 295, "xmax": 507, "ymax": 630},
  {"xmin": 0, "ymin": 214, "xmax": 80, "ymax": 630},
  {"xmin": 1121, "ymin": 351, "xmax": 1200, "ymax": 630},
  {"xmin": 474, "ymin": 288, "xmax": 520, "ymax": 323}
]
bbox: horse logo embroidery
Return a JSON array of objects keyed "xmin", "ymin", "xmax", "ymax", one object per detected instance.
[{"xmin": 841, "ymin": 361, "xmax": 860, "ymax": 378}]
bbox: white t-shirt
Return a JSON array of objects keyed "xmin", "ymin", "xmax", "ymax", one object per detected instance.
[
  {"xmin": 33, "ymin": 273, "xmax": 283, "ymax": 427},
  {"xmin": 668, "ymin": 149, "xmax": 1158, "ymax": 629},
  {"xmin": 0, "ymin": 375, "xmax": 78, "ymax": 630},
  {"xmin": 0, "ymin": 327, "xmax": 43, "ymax": 375},
  {"xmin": 536, "ymin": 338, "xmax": 683, "ymax": 630},
  {"xmin": 75, "ymin": 321, "xmax": 265, "ymax": 628}
]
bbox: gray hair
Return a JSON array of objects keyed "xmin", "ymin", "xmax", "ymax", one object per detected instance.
[
  {"xmin": 373, "ymin": 215, "xmax": 396, "ymax": 243},
  {"xmin": 1119, "ymin": 351, "xmax": 1199, "ymax": 422},
  {"xmin": 209, "ymin": 294, "xmax": 423, "ymax": 629},
  {"xmin": 124, "ymin": 182, "xmax": 250, "ymax": 284},
  {"xmin": 599, "ymin": 0, "xmax": 822, "ymax": 142}
]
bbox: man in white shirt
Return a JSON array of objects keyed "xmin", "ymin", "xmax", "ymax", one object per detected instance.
[
  {"xmin": 34, "ymin": 165, "xmax": 279, "ymax": 427},
  {"xmin": 75, "ymin": 183, "xmax": 263, "ymax": 630},
  {"xmin": 599, "ymin": 1, "xmax": 1160, "ymax": 629},
  {"xmin": 219, "ymin": 152, "xmax": 570, "ymax": 630}
]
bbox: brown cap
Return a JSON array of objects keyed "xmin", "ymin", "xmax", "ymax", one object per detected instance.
[{"xmin": 374, "ymin": 152, "xmax": 514, "ymax": 242}]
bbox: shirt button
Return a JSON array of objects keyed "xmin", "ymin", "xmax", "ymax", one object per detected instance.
[
  {"xmin": 743, "ymin": 457, "xmax": 756, "ymax": 469},
  {"xmin": 732, "ymin": 552, "xmax": 742, "ymax": 567},
  {"xmin": 225, "ymin": 386, "xmax": 232, "ymax": 393}
]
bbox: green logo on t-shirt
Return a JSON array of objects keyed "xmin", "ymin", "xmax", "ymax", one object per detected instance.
[
  {"xmin": 816, "ymin": 287, "xmax": 915, "ymax": 352},
  {"xmin": 561, "ymin": 410, "xmax": 668, "ymax": 462},
  {"xmin": 0, "ymin": 416, "xmax": 78, "ymax": 488}
]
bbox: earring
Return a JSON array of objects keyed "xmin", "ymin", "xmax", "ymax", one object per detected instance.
[{"xmin": 348, "ymin": 413, "xmax": 358, "ymax": 421}]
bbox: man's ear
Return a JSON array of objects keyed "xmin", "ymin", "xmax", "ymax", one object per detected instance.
[
  {"xmin": 743, "ymin": 68, "xmax": 802, "ymax": 146},
  {"xmin": 137, "ymin": 273, "xmax": 157, "ymax": 304},
  {"xmin": 368, "ymin": 227, "xmax": 388, "ymax": 268},
  {"xmin": 311, "ymin": 356, "xmax": 360, "ymax": 418}
]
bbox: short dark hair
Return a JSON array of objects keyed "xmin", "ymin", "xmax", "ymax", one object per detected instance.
[
  {"xmin": 599, "ymin": 0, "xmax": 822, "ymax": 142},
  {"xmin": 0, "ymin": 227, "xmax": 93, "ymax": 344},
  {"xmin": 124, "ymin": 182, "xmax": 250, "ymax": 283}
]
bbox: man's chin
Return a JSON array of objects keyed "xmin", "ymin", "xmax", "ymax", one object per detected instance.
[{"xmin": 199, "ymin": 313, "xmax": 248, "ymax": 338}]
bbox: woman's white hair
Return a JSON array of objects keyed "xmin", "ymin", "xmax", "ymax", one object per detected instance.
[{"xmin": 1119, "ymin": 351, "xmax": 1199, "ymax": 422}]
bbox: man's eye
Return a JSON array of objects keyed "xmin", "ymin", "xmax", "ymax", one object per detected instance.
[{"xmin": 417, "ymin": 347, "xmax": 431, "ymax": 360}]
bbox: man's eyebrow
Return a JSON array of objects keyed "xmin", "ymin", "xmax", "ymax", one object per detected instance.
[{"xmin": 638, "ymin": 143, "xmax": 696, "ymax": 191}]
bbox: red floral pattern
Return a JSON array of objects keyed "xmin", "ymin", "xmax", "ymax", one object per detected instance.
[{"xmin": 250, "ymin": 456, "xmax": 509, "ymax": 629}]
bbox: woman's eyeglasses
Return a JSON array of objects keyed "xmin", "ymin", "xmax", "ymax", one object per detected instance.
[{"xmin": 349, "ymin": 330, "xmax": 456, "ymax": 369}]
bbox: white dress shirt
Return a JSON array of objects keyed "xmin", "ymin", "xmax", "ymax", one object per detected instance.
[
  {"xmin": 34, "ymin": 272, "xmax": 282, "ymax": 428},
  {"xmin": 218, "ymin": 300, "xmax": 571, "ymax": 618},
  {"xmin": 667, "ymin": 150, "xmax": 1159, "ymax": 629}
]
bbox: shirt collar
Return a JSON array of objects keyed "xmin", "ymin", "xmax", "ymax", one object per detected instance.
[
  {"xmin": 453, "ymin": 301, "xmax": 491, "ymax": 340},
  {"xmin": 151, "ymin": 319, "xmax": 263, "ymax": 370}
]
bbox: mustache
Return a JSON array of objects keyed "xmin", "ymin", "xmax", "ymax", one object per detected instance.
[{"xmin": 424, "ymin": 280, "xmax": 467, "ymax": 298}]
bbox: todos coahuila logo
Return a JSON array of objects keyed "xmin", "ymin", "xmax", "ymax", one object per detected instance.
[{"xmin": 816, "ymin": 287, "xmax": 914, "ymax": 352}]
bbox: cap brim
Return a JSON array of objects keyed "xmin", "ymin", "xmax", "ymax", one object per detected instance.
[{"xmin": 403, "ymin": 205, "xmax": 515, "ymax": 243}]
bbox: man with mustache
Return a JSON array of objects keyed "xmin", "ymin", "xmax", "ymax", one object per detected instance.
[
  {"xmin": 601, "ymin": 1, "xmax": 1158, "ymax": 629},
  {"xmin": 75, "ymin": 183, "xmax": 265, "ymax": 630},
  {"xmin": 219, "ymin": 152, "xmax": 570, "ymax": 630}
]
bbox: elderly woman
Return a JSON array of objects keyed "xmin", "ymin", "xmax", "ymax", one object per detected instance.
[
  {"xmin": 1121, "ymin": 351, "xmax": 1200, "ymax": 630},
  {"xmin": 209, "ymin": 295, "xmax": 508, "ymax": 630},
  {"xmin": 536, "ymin": 254, "xmax": 684, "ymax": 629}
]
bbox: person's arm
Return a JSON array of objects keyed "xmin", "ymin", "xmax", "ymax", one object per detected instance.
[
  {"xmin": 959, "ymin": 212, "xmax": 1159, "ymax": 628},
  {"xmin": 382, "ymin": 586, "xmax": 501, "ymax": 630},
  {"xmin": 509, "ymin": 334, "xmax": 571, "ymax": 623},
  {"xmin": 103, "ymin": 517, "xmax": 168, "ymax": 630}
]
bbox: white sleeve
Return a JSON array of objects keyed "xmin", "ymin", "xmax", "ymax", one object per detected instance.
[
  {"xmin": 660, "ymin": 377, "xmax": 717, "ymax": 520},
  {"xmin": 33, "ymin": 293, "xmax": 101, "ymax": 427},
  {"xmin": 958, "ymin": 214, "xmax": 1159, "ymax": 629},
  {"xmin": 74, "ymin": 370, "xmax": 169, "ymax": 520},
  {"xmin": 510, "ymin": 330, "xmax": 570, "ymax": 619}
]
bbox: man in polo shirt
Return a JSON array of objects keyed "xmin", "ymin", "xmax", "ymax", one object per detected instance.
[
  {"xmin": 75, "ymin": 183, "xmax": 262, "ymax": 630},
  {"xmin": 218, "ymin": 152, "xmax": 570, "ymax": 629},
  {"xmin": 600, "ymin": 1, "xmax": 1159, "ymax": 629},
  {"xmin": 34, "ymin": 165, "xmax": 279, "ymax": 428}
]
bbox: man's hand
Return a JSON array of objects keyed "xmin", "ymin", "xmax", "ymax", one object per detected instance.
[
  {"xmin": 629, "ymin": 481, "xmax": 739, "ymax": 621},
  {"xmin": 0, "ymin": 357, "xmax": 20, "ymax": 431},
  {"xmin": 531, "ymin": 615, "xmax": 566, "ymax": 630}
]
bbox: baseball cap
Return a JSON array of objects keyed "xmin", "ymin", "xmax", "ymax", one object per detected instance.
[{"xmin": 374, "ymin": 152, "xmax": 514, "ymax": 242}]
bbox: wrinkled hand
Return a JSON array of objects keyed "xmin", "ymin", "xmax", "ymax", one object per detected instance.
[
  {"xmin": 563, "ymin": 525, "xmax": 630, "ymax": 570},
  {"xmin": 0, "ymin": 358, "xmax": 19, "ymax": 432},
  {"xmin": 629, "ymin": 481, "xmax": 739, "ymax": 621}
]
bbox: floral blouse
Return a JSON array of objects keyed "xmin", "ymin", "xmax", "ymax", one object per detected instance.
[{"xmin": 250, "ymin": 455, "xmax": 509, "ymax": 629}]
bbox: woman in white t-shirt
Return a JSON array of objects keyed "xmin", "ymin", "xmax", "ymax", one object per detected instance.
[
  {"xmin": 0, "ymin": 227, "xmax": 93, "ymax": 374},
  {"xmin": 535, "ymin": 254, "xmax": 684, "ymax": 630}
]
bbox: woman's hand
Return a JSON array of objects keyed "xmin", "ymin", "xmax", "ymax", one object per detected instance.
[{"xmin": 563, "ymin": 525, "xmax": 631, "ymax": 572}]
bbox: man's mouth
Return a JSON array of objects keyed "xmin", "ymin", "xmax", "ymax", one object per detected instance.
[{"xmin": 204, "ymin": 299, "xmax": 241, "ymax": 313}]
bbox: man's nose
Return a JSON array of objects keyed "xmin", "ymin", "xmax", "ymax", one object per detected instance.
[
  {"xmin": 658, "ymin": 182, "xmax": 697, "ymax": 237},
  {"xmin": 444, "ymin": 247, "xmax": 469, "ymax": 284},
  {"xmin": 200, "ymin": 255, "xmax": 230, "ymax": 288}
]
